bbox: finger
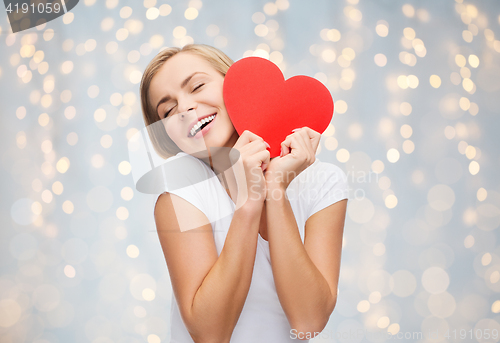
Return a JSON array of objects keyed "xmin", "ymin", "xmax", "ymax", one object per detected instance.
[
  {"xmin": 298, "ymin": 127, "xmax": 321, "ymax": 155},
  {"xmin": 281, "ymin": 136, "xmax": 291, "ymax": 157},
  {"xmin": 233, "ymin": 130, "xmax": 264, "ymax": 149},
  {"xmin": 281, "ymin": 131, "xmax": 298, "ymax": 157},
  {"xmin": 290, "ymin": 134, "xmax": 308, "ymax": 159},
  {"xmin": 259, "ymin": 149, "xmax": 271, "ymax": 171},
  {"xmin": 295, "ymin": 129, "xmax": 313, "ymax": 158},
  {"xmin": 294, "ymin": 126, "xmax": 313, "ymax": 138},
  {"xmin": 251, "ymin": 149, "xmax": 271, "ymax": 170},
  {"xmin": 281, "ymin": 134, "xmax": 304, "ymax": 158},
  {"xmin": 241, "ymin": 139, "xmax": 268, "ymax": 156},
  {"xmin": 301, "ymin": 126, "xmax": 321, "ymax": 141}
]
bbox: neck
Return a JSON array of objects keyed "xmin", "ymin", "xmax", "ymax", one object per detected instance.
[{"xmin": 203, "ymin": 130, "xmax": 240, "ymax": 176}]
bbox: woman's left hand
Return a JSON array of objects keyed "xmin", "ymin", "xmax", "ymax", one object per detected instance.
[{"xmin": 264, "ymin": 126, "xmax": 321, "ymax": 191}]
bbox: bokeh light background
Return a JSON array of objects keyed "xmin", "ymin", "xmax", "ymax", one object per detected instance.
[{"xmin": 1, "ymin": 0, "xmax": 500, "ymax": 342}]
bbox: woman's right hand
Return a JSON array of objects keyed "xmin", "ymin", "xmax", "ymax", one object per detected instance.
[{"xmin": 230, "ymin": 130, "xmax": 270, "ymax": 211}]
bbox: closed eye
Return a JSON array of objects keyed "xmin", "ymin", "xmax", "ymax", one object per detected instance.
[
  {"xmin": 163, "ymin": 83, "xmax": 204, "ymax": 118},
  {"xmin": 192, "ymin": 83, "xmax": 204, "ymax": 92},
  {"xmin": 163, "ymin": 106, "xmax": 175, "ymax": 119}
]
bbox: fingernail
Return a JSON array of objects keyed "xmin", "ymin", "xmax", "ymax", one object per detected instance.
[
  {"xmin": 292, "ymin": 128, "xmax": 301, "ymax": 132},
  {"xmin": 264, "ymin": 141, "xmax": 270, "ymax": 149},
  {"xmin": 280, "ymin": 147, "xmax": 283, "ymax": 157}
]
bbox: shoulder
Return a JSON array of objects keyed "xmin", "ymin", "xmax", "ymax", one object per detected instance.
[
  {"xmin": 290, "ymin": 158, "xmax": 349, "ymax": 213},
  {"xmin": 156, "ymin": 153, "xmax": 216, "ymax": 218},
  {"xmin": 155, "ymin": 190, "xmax": 211, "ymax": 234},
  {"xmin": 154, "ymin": 192, "xmax": 177, "ymax": 226},
  {"xmin": 157, "ymin": 152, "xmax": 216, "ymax": 198},
  {"xmin": 164, "ymin": 152, "xmax": 213, "ymax": 185},
  {"xmin": 295, "ymin": 158, "xmax": 348, "ymax": 188}
]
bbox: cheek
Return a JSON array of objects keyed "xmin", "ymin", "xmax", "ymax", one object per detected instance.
[
  {"xmin": 219, "ymin": 111, "xmax": 231, "ymax": 123},
  {"xmin": 201, "ymin": 87, "xmax": 224, "ymax": 105}
]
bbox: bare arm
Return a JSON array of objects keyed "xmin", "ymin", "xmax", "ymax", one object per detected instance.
[
  {"xmin": 155, "ymin": 193, "xmax": 262, "ymax": 343},
  {"xmin": 263, "ymin": 126, "xmax": 347, "ymax": 337},
  {"xmin": 265, "ymin": 186, "xmax": 347, "ymax": 336},
  {"xmin": 156, "ymin": 130, "xmax": 270, "ymax": 342}
]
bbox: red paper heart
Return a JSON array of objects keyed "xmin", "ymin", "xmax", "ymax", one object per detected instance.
[{"xmin": 223, "ymin": 56, "xmax": 334, "ymax": 158}]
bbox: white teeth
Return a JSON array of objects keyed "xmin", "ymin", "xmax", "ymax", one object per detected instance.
[{"xmin": 190, "ymin": 115, "xmax": 215, "ymax": 136}]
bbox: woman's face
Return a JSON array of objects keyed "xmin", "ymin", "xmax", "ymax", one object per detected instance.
[{"xmin": 149, "ymin": 52, "xmax": 238, "ymax": 157}]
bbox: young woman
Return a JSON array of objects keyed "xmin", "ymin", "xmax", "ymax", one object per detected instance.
[{"xmin": 140, "ymin": 44, "xmax": 349, "ymax": 343}]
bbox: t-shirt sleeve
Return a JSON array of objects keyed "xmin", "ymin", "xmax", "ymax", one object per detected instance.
[
  {"xmin": 157, "ymin": 153, "xmax": 211, "ymax": 218},
  {"xmin": 308, "ymin": 163, "xmax": 349, "ymax": 218},
  {"xmin": 165, "ymin": 186, "xmax": 206, "ymax": 216}
]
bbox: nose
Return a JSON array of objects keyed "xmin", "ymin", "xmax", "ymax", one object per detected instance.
[
  {"xmin": 178, "ymin": 108, "xmax": 196, "ymax": 122},
  {"xmin": 177, "ymin": 94, "xmax": 197, "ymax": 115}
]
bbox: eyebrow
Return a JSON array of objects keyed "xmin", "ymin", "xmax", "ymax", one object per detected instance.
[{"xmin": 155, "ymin": 71, "xmax": 208, "ymax": 116}]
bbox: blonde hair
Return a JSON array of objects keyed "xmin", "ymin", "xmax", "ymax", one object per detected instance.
[{"xmin": 139, "ymin": 44, "xmax": 233, "ymax": 159}]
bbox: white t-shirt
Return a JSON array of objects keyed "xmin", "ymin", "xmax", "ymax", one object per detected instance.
[{"xmin": 162, "ymin": 152, "xmax": 349, "ymax": 343}]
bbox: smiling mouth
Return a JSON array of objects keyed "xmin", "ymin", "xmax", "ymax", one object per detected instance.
[{"xmin": 188, "ymin": 113, "xmax": 217, "ymax": 137}]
